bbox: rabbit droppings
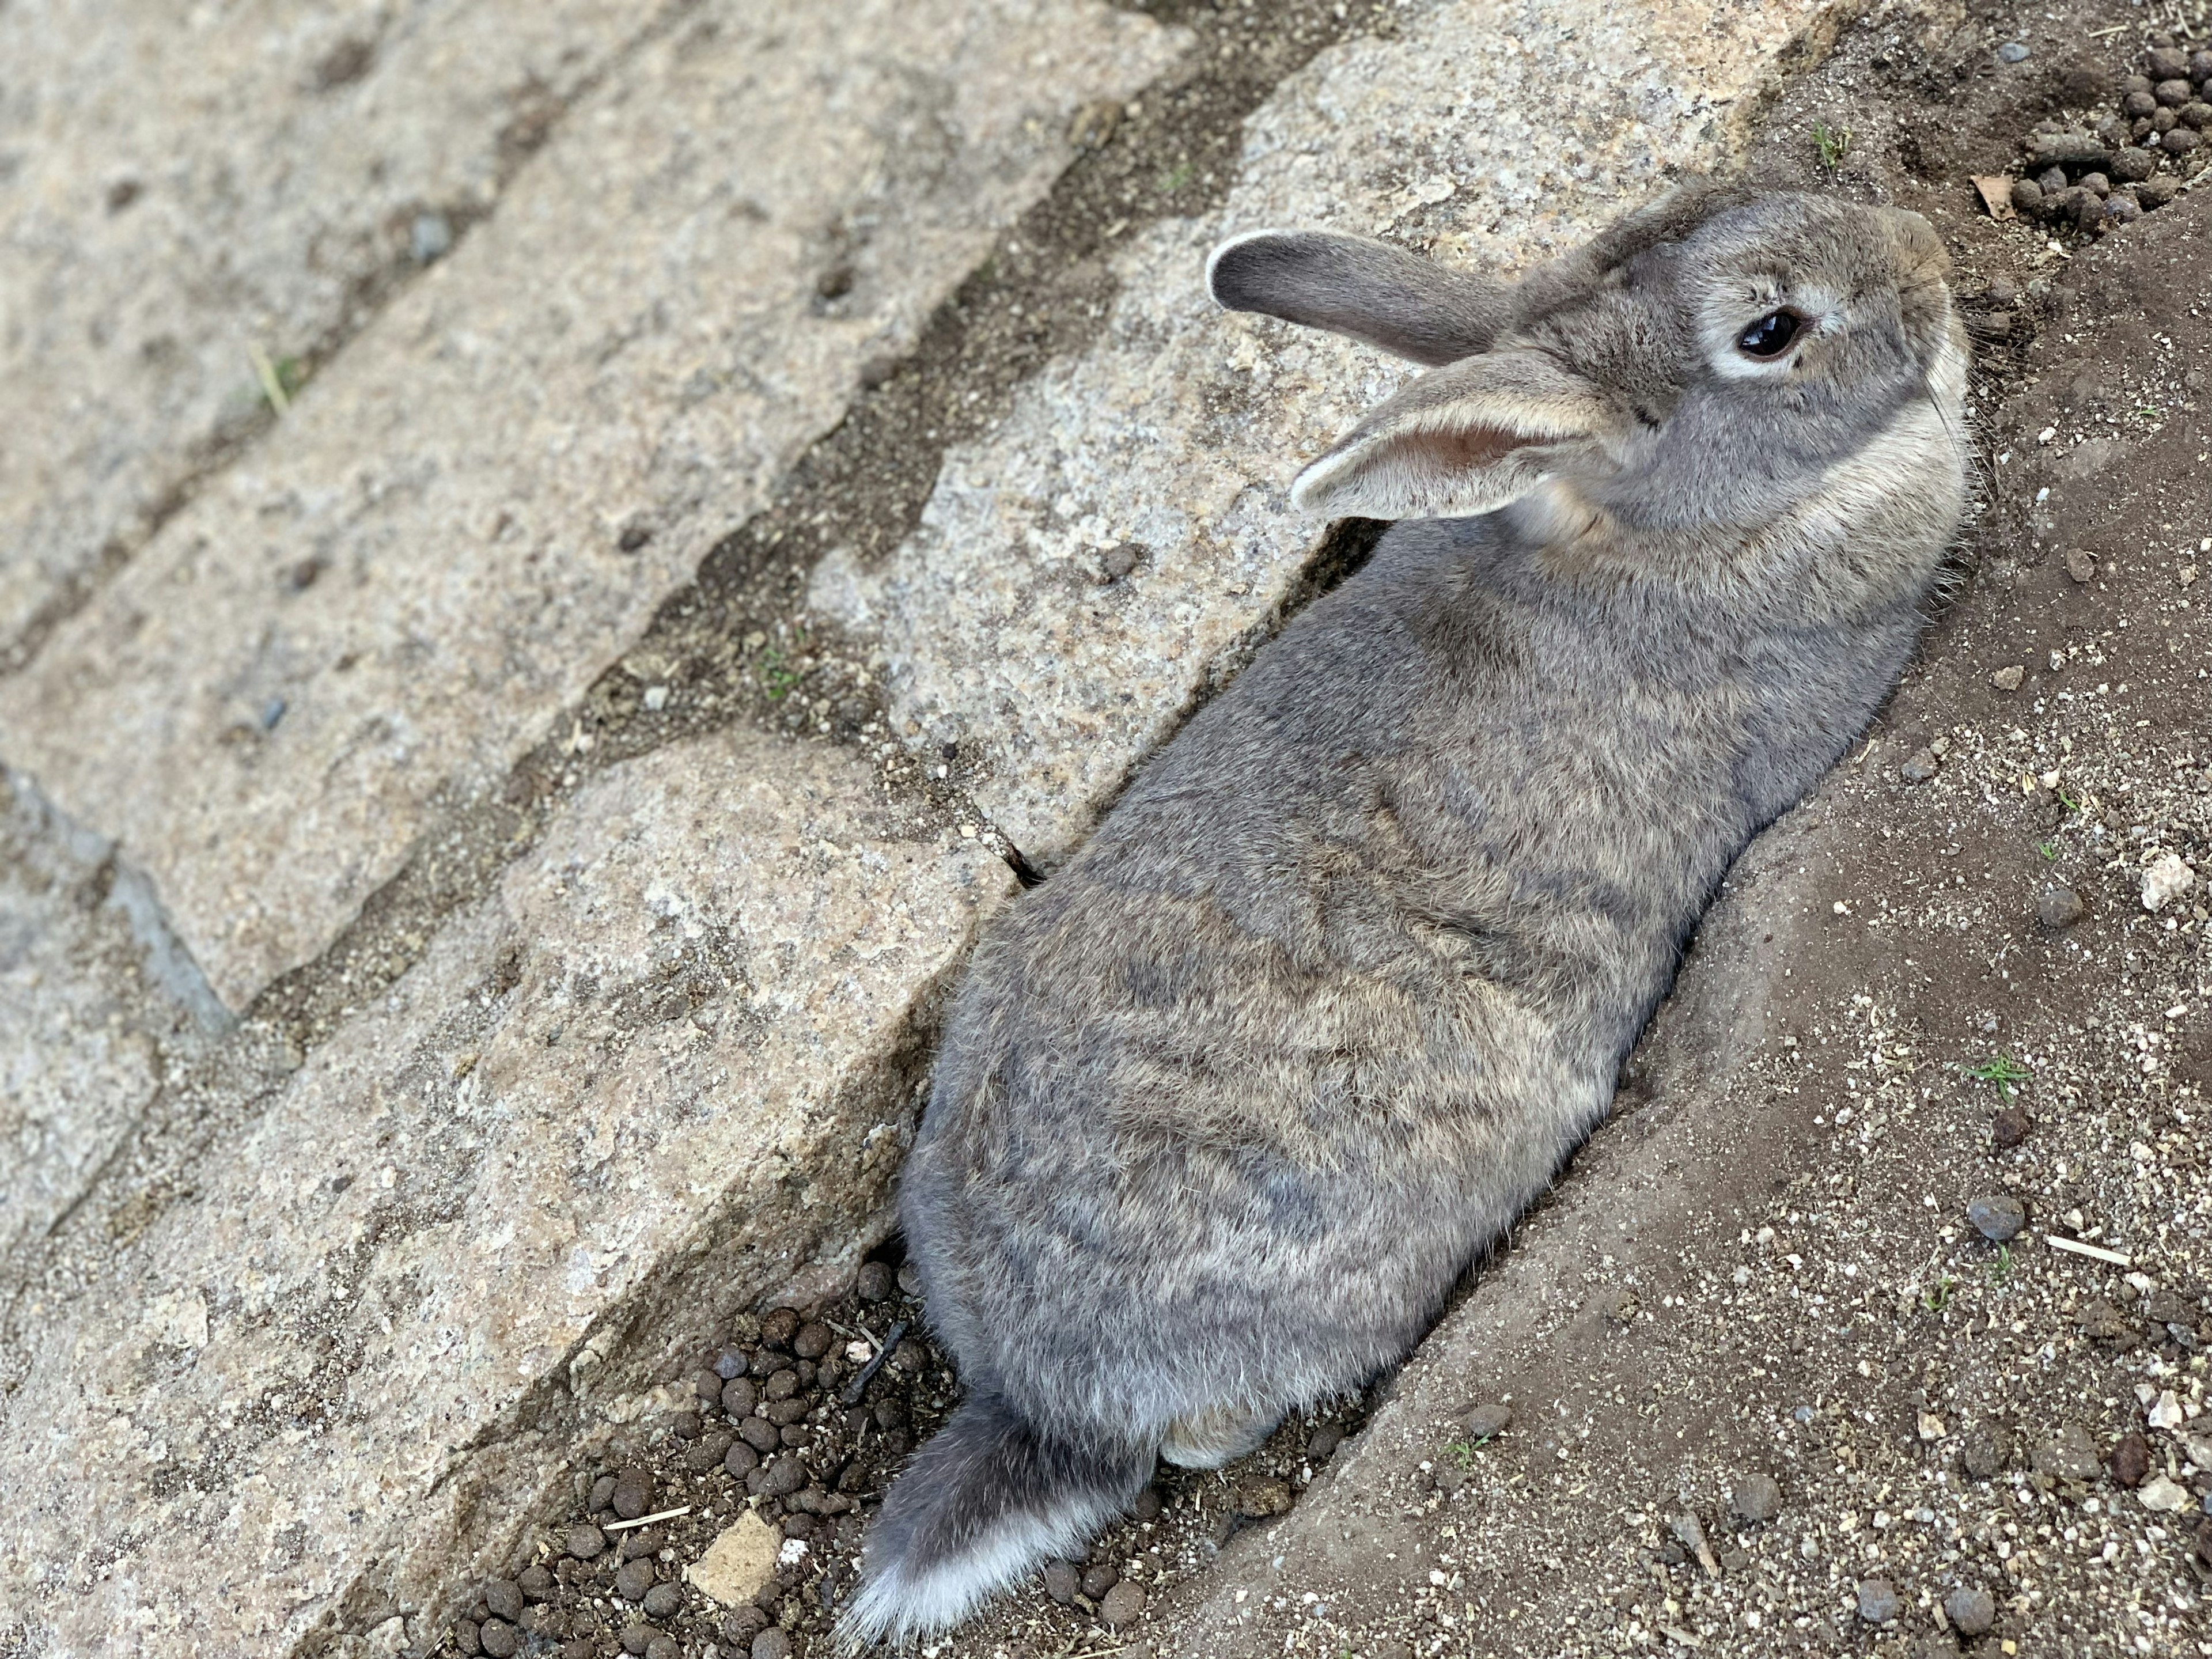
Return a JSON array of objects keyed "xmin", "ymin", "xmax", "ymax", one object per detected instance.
[{"xmin": 838, "ymin": 183, "xmax": 1968, "ymax": 1645}]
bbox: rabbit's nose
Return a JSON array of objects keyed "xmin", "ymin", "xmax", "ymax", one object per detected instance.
[{"xmin": 1880, "ymin": 208, "xmax": 1950, "ymax": 282}]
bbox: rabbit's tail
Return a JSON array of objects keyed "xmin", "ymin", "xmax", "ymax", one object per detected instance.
[{"xmin": 835, "ymin": 1389, "xmax": 1150, "ymax": 1649}]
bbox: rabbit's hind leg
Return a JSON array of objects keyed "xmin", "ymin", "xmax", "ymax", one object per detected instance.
[{"xmin": 1160, "ymin": 1400, "xmax": 1280, "ymax": 1469}]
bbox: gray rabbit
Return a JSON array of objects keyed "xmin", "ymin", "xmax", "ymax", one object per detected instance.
[{"xmin": 838, "ymin": 181, "xmax": 1968, "ymax": 1645}]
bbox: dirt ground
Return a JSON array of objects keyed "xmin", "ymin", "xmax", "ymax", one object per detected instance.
[{"xmin": 426, "ymin": 2, "xmax": 2212, "ymax": 1657}]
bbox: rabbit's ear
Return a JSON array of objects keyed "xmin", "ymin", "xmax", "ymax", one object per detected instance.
[
  {"xmin": 1207, "ymin": 230, "xmax": 1512, "ymax": 366},
  {"xmin": 1291, "ymin": 350, "xmax": 1620, "ymax": 521}
]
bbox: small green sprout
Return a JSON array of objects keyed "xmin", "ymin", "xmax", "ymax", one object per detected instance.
[
  {"xmin": 1921, "ymin": 1275, "xmax": 1956, "ymax": 1313},
  {"xmin": 1811, "ymin": 122, "xmax": 1853, "ymax": 170},
  {"xmin": 1956, "ymin": 1054, "xmax": 2030, "ymax": 1097},
  {"xmin": 1160, "ymin": 160, "xmax": 1195, "ymax": 194},
  {"xmin": 2036, "ymin": 840, "xmax": 2059, "ymax": 862},
  {"xmin": 757, "ymin": 648, "xmax": 800, "ymax": 701},
  {"xmin": 1988, "ymin": 1243, "xmax": 2013, "ymax": 1282}
]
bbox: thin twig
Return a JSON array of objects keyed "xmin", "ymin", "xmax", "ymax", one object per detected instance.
[
  {"xmin": 603, "ymin": 1504, "xmax": 693, "ymax": 1532},
  {"xmin": 2044, "ymin": 1233, "xmax": 2132, "ymax": 1267},
  {"xmin": 247, "ymin": 343, "xmax": 290, "ymax": 414}
]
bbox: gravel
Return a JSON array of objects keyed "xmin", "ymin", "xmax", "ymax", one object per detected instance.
[
  {"xmin": 614, "ymin": 1558, "xmax": 657, "ymax": 1602},
  {"xmin": 1945, "ymin": 1585, "xmax": 1997, "ymax": 1637},
  {"xmin": 482, "ymin": 1580, "xmax": 523, "ymax": 1622},
  {"xmin": 1729, "ymin": 1472, "xmax": 1783, "ymax": 1524},
  {"xmin": 1099, "ymin": 1580, "xmax": 1149, "ymax": 1627},
  {"xmin": 2037, "ymin": 884, "xmax": 2086, "ymax": 928},
  {"xmin": 1855, "ymin": 1578, "xmax": 1901, "ymax": 1624},
  {"xmin": 610, "ymin": 1468, "xmax": 653, "ymax": 1521},
  {"xmin": 478, "ymin": 1620, "xmax": 520, "ymax": 1659},
  {"xmin": 1965, "ymin": 1193, "xmax": 2028, "ymax": 1241},
  {"xmin": 1043, "ymin": 1559, "xmax": 1080, "ymax": 1604}
]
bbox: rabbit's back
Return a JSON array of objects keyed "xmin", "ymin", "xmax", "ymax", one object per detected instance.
[{"xmin": 902, "ymin": 511, "xmax": 1925, "ymax": 1438}]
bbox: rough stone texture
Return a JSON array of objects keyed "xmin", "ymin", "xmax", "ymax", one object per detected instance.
[
  {"xmin": 0, "ymin": 0, "xmax": 1181, "ymax": 1011},
  {"xmin": 0, "ymin": 0, "xmax": 656, "ymax": 662},
  {"xmin": 0, "ymin": 726, "xmax": 1011, "ymax": 1654},
  {"xmin": 814, "ymin": 0, "xmax": 1835, "ymax": 862},
  {"xmin": 0, "ymin": 770, "xmax": 231, "ymax": 1272}
]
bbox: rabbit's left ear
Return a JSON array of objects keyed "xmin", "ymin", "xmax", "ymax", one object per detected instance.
[
  {"xmin": 1207, "ymin": 230, "xmax": 1512, "ymax": 365},
  {"xmin": 1291, "ymin": 350, "xmax": 1622, "ymax": 521}
]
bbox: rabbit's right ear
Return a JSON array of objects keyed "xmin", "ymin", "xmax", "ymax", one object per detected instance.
[
  {"xmin": 1207, "ymin": 230, "xmax": 1513, "ymax": 366},
  {"xmin": 1291, "ymin": 350, "xmax": 1622, "ymax": 521}
]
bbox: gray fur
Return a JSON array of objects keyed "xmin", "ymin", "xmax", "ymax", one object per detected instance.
[
  {"xmin": 1207, "ymin": 228, "xmax": 1514, "ymax": 364},
  {"xmin": 839, "ymin": 184, "xmax": 1968, "ymax": 1646}
]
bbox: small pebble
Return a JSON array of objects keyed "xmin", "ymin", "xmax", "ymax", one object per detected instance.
[
  {"xmin": 1459, "ymin": 1402, "xmax": 1512, "ymax": 1440},
  {"xmin": 1945, "ymin": 1586, "xmax": 1995, "ymax": 1637},
  {"xmin": 2080, "ymin": 171, "xmax": 2110, "ymax": 198},
  {"xmin": 615, "ymin": 1558, "xmax": 657, "ymax": 1602},
  {"xmin": 1991, "ymin": 1105, "xmax": 2032, "ymax": 1149},
  {"xmin": 1900, "ymin": 748, "xmax": 1938, "ymax": 783},
  {"xmin": 588, "ymin": 1473, "xmax": 618, "ymax": 1513},
  {"xmin": 755, "ymin": 1457, "xmax": 807, "ymax": 1498},
  {"xmin": 1099, "ymin": 1579, "xmax": 1149, "ymax": 1627},
  {"xmin": 1990, "ymin": 664, "xmax": 2024, "ymax": 691},
  {"xmin": 714, "ymin": 1349, "xmax": 747, "ymax": 1381},
  {"xmin": 1997, "ymin": 40, "xmax": 2029, "ymax": 63},
  {"xmin": 740, "ymin": 1416, "xmax": 781, "ymax": 1453},
  {"xmin": 2165, "ymin": 125, "xmax": 2202, "ymax": 154},
  {"xmin": 722, "ymin": 1376, "xmax": 760, "ymax": 1419},
  {"xmin": 1961, "ymin": 1427, "xmax": 2008, "ymax": 1478},
  {"xmin": 1306, "ymin": 1423, "xmax": 1344, "ymax": 1463},
  {"xmin": 855, "ymin": 1260, "xmax": 896, "ymax": 1302},
  {"xmin": 721, "ymin": 1608, "xmax": 771, "ymax": 1643},
  {"xmin": 2145, "ymin": 45, "xmax": 2189, "ymax": 79},
  {"xmin": 646, "ymin": 1639, "xmax": 679, "ymax": 1659},
  {"xmin": 2065, "ymin": 547, "xmax": 2097, "ymax": 582},
  {"xmin": 455, "ymin": 1620, "xmax": 483, "ymax": 1658},
  {"xmin": 1134, "ymin": 1484, "xmax": 1165, "ymax": 1518},
  {"xmin": 897, "ymin": 1262, "xmax": 925, "ymax": 1297},
  {"xmin": 1081, "ymin": 1562, "xmax": 1121, "ymax": 1600},
  {"xmin": 620, "ymin": 1528, "xmax": 663, "ymax": 1562},
  {"xmin": 566, "ymin": 1524, "xmax": 607, "ymax": 1560},
  {"xmin": 2032, "ymin": 1423, "xmax": 2103, "ymax": 1481},
  {"xmin": 479, "ymin": 1621, "xmax": 521, "ymax": 1659},
  {"xmin": 1730, "ymin": 1472, "xmax": 1783, "ymax": 1524},
  {"xmin": 410, "ymin": 211, "xmax": 453, "ymax": 264},
  {"xmin": 483, "ymin": 1580, "xmax": 524, "ymax": 1622},
  {"xmin": 517, "ymin": 1564, "xmax": 554, "ymax": 1601},
  {"xmin": 794, "ymin": 1322, "xmax": 833, "ymax": 1360},
  {"xmin": 2112, "ymin": 146, "xmax": 2157, "ymax": 182},
  {"xmin": 1043, "ymin": 1559, "xmax": 1080, "ymax": 1604},
  {"xmin": 1856, "ymin": 1578, "xmax": 1902, "ymax": 1625},
  {"xmin": 2111, "ymin": 1430, "xmax": 2152, "ymax": 1487},
  {"xmin": 642, "ymin": 1581, "xmax": 684, "ymax": 1621},
  {"xmin": 2038, "ymin": 885, "xmax": 2085, "ymax": 930},
  {"xmin": 619, "ymin": 1628, "xmax": 658, "ymax": 1659},
  {"xmin": 609, "ymin": 1468, "xmax": 653, "ymax": 1521},
  {"xmin": 759, "ymin": 1308, "xmax": 801, "ymax": 1350},
  {"xmin": 1232, "ymin": 1475, "xmax": 1294, "ymax": 1517},
  {"xmin": 1967, "ymin": 1194, "xmax": 2027, "ymax": 1243},
  {"xmin": 2157, "ymin": 77, "xmax": 2196, "ymax": 107},
  {"xmin": 752, "ymin": 1630, "xmax": 795, "ymax": 1659},
  {"xmin": 2035, "ymin": 164, "xmax": 2069, "ymax": 194},
  {"xmin": 2009, "ymin": 177, "xmax": 2043, "ymax": 215}
]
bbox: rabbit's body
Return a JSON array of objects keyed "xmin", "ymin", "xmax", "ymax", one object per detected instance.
[{"xmin": 840, "ymin": 184, "xmax": 1968, "ymax": 1645}]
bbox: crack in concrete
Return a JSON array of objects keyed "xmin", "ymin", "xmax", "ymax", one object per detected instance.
[{"xmin": 0, "ymin": 0, "xmax": 710, "ymax": 685}]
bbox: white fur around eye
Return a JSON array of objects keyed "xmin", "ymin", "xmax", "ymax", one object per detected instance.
[{"xmin": 1703, "ymin": 285, "xmax": 1844, "ymax": 381}]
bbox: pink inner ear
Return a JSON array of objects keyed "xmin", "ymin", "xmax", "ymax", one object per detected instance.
[{"xmin": 1401, "ymin": 422, "xmax": 1531, "ymax": 474}]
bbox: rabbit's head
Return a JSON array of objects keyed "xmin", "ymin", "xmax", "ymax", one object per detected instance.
[{"xmin": 1209, "ymin": 184, "xmax": 1968, "ymax": 566}]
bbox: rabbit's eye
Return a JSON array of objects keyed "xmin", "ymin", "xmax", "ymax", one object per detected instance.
[{"xmin": 1737, "ymin": 309, "xmax": 1804, "ymax": 359}]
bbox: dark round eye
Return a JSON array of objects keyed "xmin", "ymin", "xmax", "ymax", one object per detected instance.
[{"xmin": 1737, "ymin": 309, "xmax": 1803, "ymax": 359}]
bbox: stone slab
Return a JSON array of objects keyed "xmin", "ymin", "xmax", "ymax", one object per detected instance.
[
  {"xmin": 0, "ymin": 770, "xmax": 230, "ymax": 1278},
  {"xmin": 0, "ymin": 0, "xmax": 1183, "ymax": 1012},
  {"xmin": 813, "ymin": 0, "xmax": 1834, "ymax": 863},
  {"xmin": 0, "ymin": 0, "xmax": 652, "ymax": 661},
  {"xmin": 0, "ymin": 725, "xmax": 1012, "ymax": 1656}
]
